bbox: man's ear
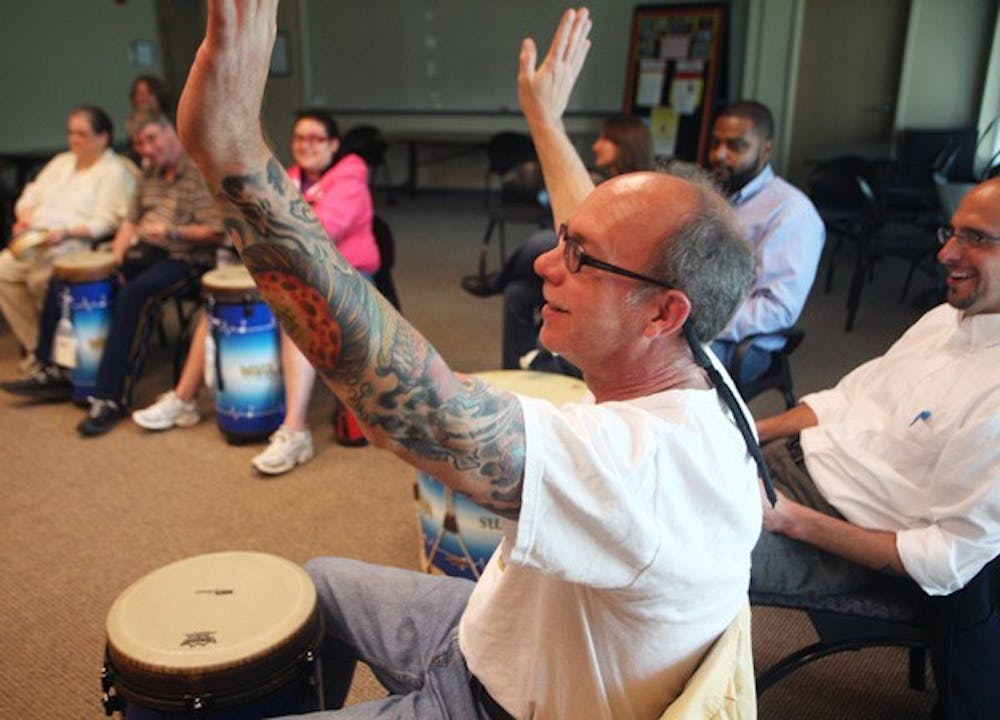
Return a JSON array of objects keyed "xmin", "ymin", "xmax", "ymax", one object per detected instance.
[
  {"xmin": 643, "ymin": 289, "xmax": 691, "ymax": 339},
  {"xmin": 758, "ymin": 137, "xmax": 774, "ymax": 167}
]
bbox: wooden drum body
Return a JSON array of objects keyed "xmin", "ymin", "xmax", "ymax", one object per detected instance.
[
  {"xmin": 51, "ymin": 250, "xmax": 117, "ymax": 402},
  {"xmin": 202, "ymin": 266, "xmax": 285, "ymax": 444},
  {"xmin": 101, "ymin": 551, "xmax": 323, "ymax": 718},
  {"xmin": 415, "ymin": 370, "xmax": 588, "ymax": 580}
]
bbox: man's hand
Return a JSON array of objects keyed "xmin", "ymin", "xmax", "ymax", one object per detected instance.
[
  {"xmin": 760, "ymin": 483, "xmax": 795, "ymax": 535},
  {"xmin": 756, "ymin": 403, "xmax": 819, "ymax": 445},
  {"xmin": 44, "ymin": 229, "xmax": 67, "ymax": 246},
  {"xmin": 177, "ymin": 0, "xmax": 275, "ymax": 187},
  {"xmin": 518, "ymin": 7, "xmax": 592, "ymax": 129},
  {"xmin": 143, "ymin": 222, "xmax": 170, "ymax": 244}
]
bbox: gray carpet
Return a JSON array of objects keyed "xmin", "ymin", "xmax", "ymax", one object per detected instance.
[{"xmin": 0, "ymin": 190, "xmax": 938, "ymax": 718}]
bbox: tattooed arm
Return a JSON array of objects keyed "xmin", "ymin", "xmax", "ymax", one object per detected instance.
[{"xmin": 179, "ymin": 0, "xmax": 525, "ymax": 518}]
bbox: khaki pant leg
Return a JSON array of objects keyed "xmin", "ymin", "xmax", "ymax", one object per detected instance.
[{"xmin": 0, "ymin": 248, "xmax": 40, "ymax": 352}]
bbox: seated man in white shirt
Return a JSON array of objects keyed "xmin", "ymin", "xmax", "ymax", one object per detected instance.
[
  {"xmin": 753, "ymin": 177, "xmax": 1000, "ymax": 720},
  {"xmin": 177, "ymin": 4, "xmax": 765, "ymax": 718},
  {"xmin": 0, "ymin": 105, "xmax": 136, "ymax": 372}
]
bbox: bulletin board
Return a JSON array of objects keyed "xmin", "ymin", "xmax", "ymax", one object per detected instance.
[{"xmin": 623, "ymin": 4, "xmax": 727, "ymax": 165}]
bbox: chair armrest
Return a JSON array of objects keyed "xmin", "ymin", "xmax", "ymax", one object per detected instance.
[{"xmin": 731, "ymin": 327, "xmax": 805, "ymax": 377}]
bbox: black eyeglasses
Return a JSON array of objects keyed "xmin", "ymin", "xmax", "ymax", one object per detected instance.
[
  {"xmin": 936, "ymin": 225, "xmax": 1000, "ymax": 248},
  {"xmin": 558, "ymin": 223, "xmax": 674, "ymax": 289}
]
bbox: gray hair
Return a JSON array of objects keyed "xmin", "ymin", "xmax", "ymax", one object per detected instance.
[
  {"xmin": 126, "ymin": 108, "xmax": 171, "ymax": 137},
  {"xmin": 634, "ymin": 167, "xmax": 754, "ymax": 340}
]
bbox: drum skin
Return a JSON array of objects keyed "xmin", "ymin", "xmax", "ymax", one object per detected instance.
[
  {"xmin": 202, "ymin": 267, "xmax": 284, "ymax": 444},
  {"xmin": 8, "ymin": 228, "xmax": 50, "ymax": 261},
  {"xmin": 103, "ymin": 551, "xmax": 322, "ymax": 718},
  {"xmin": 415, "ymin": 370, "xmax": 588, "ymax": 580},
  {"xmin": 51, "ymin": 251, "xmax": 116, "ymax": 401}
]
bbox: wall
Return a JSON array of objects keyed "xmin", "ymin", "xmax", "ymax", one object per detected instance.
[
  {"xmin": 0, "ymin": 2, "xmax": 162, "ymax": 152},
  {"xmin": 894, "ymin": 0, "xmax": 997, "ymax": 131},
  {"xmin": 740, "ymin": 0, "xmax": 803, "ymax": 173}
]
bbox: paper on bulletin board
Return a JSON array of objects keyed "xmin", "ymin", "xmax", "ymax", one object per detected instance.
[
  {"xmin": 658, "ymin": 34, "xmax": 690, "ymax": 60},
  {"xmin": 670, "ymin": 77, "xmax": 703, "ymax": 115},
  {"xmin": 635, "ymin": 59, "xmax": 666, "ymax": 107},
  {"xmin": 650, "ymin": 107, "xmax": 679, "ymax": 158}
]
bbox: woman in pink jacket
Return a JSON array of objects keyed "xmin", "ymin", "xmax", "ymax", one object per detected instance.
[{"xmin": 133, "ymin": 109, "xmax": 379, "ymax": 475}]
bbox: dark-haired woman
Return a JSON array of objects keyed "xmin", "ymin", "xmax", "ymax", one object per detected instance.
[{"xmin": 462, "ymin": 116, "xmax": 654, "ymax": 369}]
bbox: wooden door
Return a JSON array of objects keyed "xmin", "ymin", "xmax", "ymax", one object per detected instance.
[{"xmin": 786, "ymin": 0, "xmax": 910, "ymax": 185}]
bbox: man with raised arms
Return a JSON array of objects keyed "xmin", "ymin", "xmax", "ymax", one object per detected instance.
[{"xmin": 178, "ymin": 3, "xmax": 761, "ymax": 718}]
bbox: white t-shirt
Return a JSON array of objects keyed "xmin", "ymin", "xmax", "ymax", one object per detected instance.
[
  {"xmin": 459, "ymin": 386, "xmax": 761, "ymax": 720},
  {"xmin": 801, "ymin": 304, "xmax": 1000, "ymax": 596}
]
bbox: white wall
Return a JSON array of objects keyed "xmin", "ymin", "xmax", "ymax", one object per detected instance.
[
  {"xmin": 894, "ymin": 0, "xmax": 997, "ymax": 131},
  {"xmin": 977, "ymin": 9, "xmax": 1000, "ymax": 175},
  {"xmin": 741, "ymin": 0, "xmax": 804, "ymax": 174},
  {"xmin": 0, "ymin": 2, "xmax": 162, "ymax": 152}
]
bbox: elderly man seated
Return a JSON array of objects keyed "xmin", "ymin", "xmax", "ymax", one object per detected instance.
[{"xmin": 174, "ymin": 3, "xmax": 766, "ymax": 717}]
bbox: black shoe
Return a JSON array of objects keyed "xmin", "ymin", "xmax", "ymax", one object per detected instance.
[
  {"xmin": 77, "ymin": 398, "xmax": 126, "ymax": 437},
  {"xmin": 460, "ymin": 272, "xmax": 501, "ymax": 297},
  {"xmin": 1, "ymin": 366, "xmax": 72, "ymax": 402}
]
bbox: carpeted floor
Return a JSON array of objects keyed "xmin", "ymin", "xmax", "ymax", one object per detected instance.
[{"xmin": 0, "ymin": 190, "xmax": 939, "ymax": 718}]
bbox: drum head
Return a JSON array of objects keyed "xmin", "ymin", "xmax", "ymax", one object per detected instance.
[
  {"xmin": 8, "ymin": 228, "xmax": 50, "ymax": 261},
  {"xmin": 105, "ymin": 551, "xmax": 319, "ymax": 707},
  {"xmin": 51, "ymin": 250, "xmax": 116, "ymax": 283},
  {"xmin": 472, "ymin": 370, "xmax": 588, "ymax": 405},
  {"xmin": 202, "ymin": 265, "xmax": 260, "ymax": 304}
]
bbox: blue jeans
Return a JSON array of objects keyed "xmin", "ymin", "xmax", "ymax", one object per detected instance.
[
  {"xmin": 710, "ymin": 339, "xmax": 772, "ymax": 385},
  {"xmin": 278, "ymin": 557, "xmax": 491, "ymax": 719},
  {"xmin": 498, "ymin": 230, "xmax": 556, "ymax": 369},
  {"xmin": 91, "ymin": 258, "xmax": 196, "ymax": 404}
]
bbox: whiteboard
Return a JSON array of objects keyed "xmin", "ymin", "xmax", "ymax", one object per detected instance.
[{"xmin": 301, "ymin": 0, "xmax": 633, "ymax": 114}]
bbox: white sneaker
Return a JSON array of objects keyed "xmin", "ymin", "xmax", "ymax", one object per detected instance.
[
  {"xmin": 18, "ymin": 354, "xmax": 42, "ymax": 378},
  {"xmin": 132, "ymin": 391, "xmax": 202, "ymax": 430},
  {"xmin": 251, "ymin": 426, "xmax": 314, "ymax": 475}
]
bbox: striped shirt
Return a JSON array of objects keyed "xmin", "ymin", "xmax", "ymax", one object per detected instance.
[{"xmin": 130, "ymin": 152, "xmax": 223, "ymax": 266}]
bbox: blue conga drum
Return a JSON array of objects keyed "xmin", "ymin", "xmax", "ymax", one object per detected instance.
[
  {"xmin": 51, "ymin": 250, "xmax": 117, "ymax": 403},
  {"xmin": 101, "ymin": 551, "xmax": 324, "ymax": 718},
  {"xmin": 415, "ymin": 370, "xmax": 588, "ymax": 580},
  {"xmin": 202, "ymin": 266, "xmax": 284, "ymax": 445}
]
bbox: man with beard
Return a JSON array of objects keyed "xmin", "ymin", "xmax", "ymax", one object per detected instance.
[
  {"xmin": 707, "ymin": 101, "xmax": 825, "ymax": 384},
  {"xmin": 753, "ymin": 177, "xmax": 1000, "ymax": 718}
]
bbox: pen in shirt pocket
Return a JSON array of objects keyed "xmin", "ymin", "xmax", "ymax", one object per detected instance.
[{"xmin": 909, "ymin": 410, "xmax": 932, "ymax": 427}]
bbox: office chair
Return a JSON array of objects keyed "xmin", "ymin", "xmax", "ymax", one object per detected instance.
[
  {"xmin": 475, "ymin": 160, "xmax": 551, "ymax": 280},
  {"xmin": 342, "ymin": 124, "xmax": 394, "ymax": 205},
  {"xmin": 484, "ymin": 132, "xmax": 537, "ymax": 210},
  {"xmin": 753, "ymin": 554, "xmax": 1000, "ymax": 717},
  {"xmin": 372, "ymin": 214, "xmax": 401, "ymax": 311},
  {"xmin": 122, "ymin": 271, "xmax": 203, "ymax": 408},
  {"xmin": 659, "ymin": 601, "xmax": 756, "ymax": 719},
  {"xmin": 731, "ymin": 328, "xmax": 805, "ymax": 409}
]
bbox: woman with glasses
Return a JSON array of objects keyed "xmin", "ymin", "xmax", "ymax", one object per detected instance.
[
  {"xmin": 462, "ymin": 116, "xmax": 654, "ymax": 370},
  {"xmin": 133, "ymin": 108, "xmax": 379, "ymax": 476}
]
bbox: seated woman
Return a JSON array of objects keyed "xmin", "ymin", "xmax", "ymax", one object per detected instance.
[
  {"xmin": 0, "ymin": 105, "xmax": 136, "ymax": 375},
  {"xmin": 133, "ymin": 109, "xmax": 379, "ymax": 476},
  {"xmin": 461, "ymin": 116, "xmax": 654, "ymax": 369}
]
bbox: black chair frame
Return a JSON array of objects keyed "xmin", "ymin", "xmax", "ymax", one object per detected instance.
[{"xmin": 732, "ymin": 328, "xmax": 804, "ymax": 409}]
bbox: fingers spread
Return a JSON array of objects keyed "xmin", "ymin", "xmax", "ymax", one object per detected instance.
[{"xmin": 518, "ymin": 38, "xmax": 537, "ymax": 79}]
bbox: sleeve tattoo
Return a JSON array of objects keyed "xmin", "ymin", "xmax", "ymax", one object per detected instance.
[{"xmin": 216, "ymin": 159, "xmax": 526, "ymax": 517}]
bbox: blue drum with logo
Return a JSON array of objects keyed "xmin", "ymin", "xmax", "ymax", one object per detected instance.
[
  {"xmin": 51, "ymin": 250, "xmax": 117, "ymax": 403},
  {"xmin": 203, "ymin": 266, "xmax": 284, "ymax": 444},
  {"xmin": 415, "ymin": 370, "xmax": 588, "ymax": 580}
]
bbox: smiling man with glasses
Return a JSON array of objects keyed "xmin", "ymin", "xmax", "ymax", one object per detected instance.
[
  {"xmin": 176, "ymin": 4, "xmax": 765, "ymax": 718},
  {"xmin": 752, "ymin": 176, "xmax": 1000, "ymax": 718}
]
